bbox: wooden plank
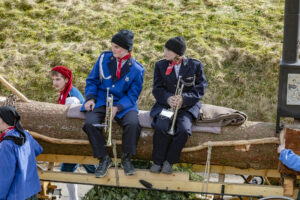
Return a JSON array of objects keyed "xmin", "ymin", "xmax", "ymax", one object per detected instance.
[
  {"xmin": 37, "ymin": 154, "xmax": 99, "ymax": 165},
  {"xmin": 182, "ymin": 164, "xmax": 282, "ymax": 178},
  {"xmin": 38, "ymin": 171, "xmax": 299, "ymax": 198},
  {"xmin": 218, "ymin": 173, "xmax": 225, "ymax": 183},
  {"xmin": 41, "ymin": 168, "xmax": 189, "ymax": 182},
  {"xmin": 37, "ymin": 154, "xmax": 283, "ymax": 178},
  {"xmin": 283, "ymin": 177, "xmax": 294, "ymax": 197}
]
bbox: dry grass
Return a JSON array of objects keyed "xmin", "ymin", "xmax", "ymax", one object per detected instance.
[{"xmin": 0, "ymin": 0, "xmax": 284, "ymax": 122}]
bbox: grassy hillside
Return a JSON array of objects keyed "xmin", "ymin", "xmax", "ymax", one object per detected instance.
[{"xmin": 0, "ymin": 0, "xmax": 284, "ymax": 121}]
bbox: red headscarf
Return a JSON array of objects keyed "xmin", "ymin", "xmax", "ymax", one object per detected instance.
[{"xmin": 51, "ymin": 66, "xmax": 73, "ymax": 105}]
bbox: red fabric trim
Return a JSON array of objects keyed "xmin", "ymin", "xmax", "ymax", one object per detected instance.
[
  {"xmin": 0, "ymin": 126, "xmax": 15, "ymax": 143},
  {"xmin": 165, "ymin": 58, "xmax": 183, "ymax": 75},
  {"xmin": 117, "ymin": 54, "xmax": 131, "ymax": 79}
]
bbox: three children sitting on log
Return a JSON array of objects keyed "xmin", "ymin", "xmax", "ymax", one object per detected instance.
[{"xmin": 0, "ymin": 29, "xmax": 208, "ymax": 200}]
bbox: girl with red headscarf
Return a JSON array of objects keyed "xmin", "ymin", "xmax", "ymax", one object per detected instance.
[{"xmin": 51, "ymin": 66, "xmax": 95, "ymax": 200}]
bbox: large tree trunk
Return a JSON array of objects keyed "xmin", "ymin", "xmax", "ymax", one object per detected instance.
[{"xmin": 1, "ymin": 99, "xmax": 280, "ymax": 170}]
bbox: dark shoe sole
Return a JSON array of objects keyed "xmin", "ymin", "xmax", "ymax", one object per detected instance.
[
  {"xmin": 95, "ymin": 162, "xmax": 112, "ymax": 178},
  {"xmin": 161, "ymin": 170, "xmax": 172, "ymax": 174},
  {"xmin": 149, "ymin": 170, "xmax": 161, "ymax": 174}
]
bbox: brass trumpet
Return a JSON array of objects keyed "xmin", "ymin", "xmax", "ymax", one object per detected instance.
[
  {"xmin": 104, "ymin": 88, "xmax": 113, "ymax": 147},
  {"xmin": 93, "ymin": 88, "xmax": 114, "ymax": 146},
  {"xmin": 168, "ymin": 76, "xmax": 184, "ymax": 135}
]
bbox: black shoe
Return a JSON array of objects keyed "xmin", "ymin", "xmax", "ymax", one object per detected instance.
[
  {"xmin": 161, "ymin": 160, "xmax": 173, "ymax": 174},
  {"xmin": 150, "ymin": 164, "xmax": 161, "ymax": 173},
  {"xmin": 95, "ymin": 155, "xmax": 112, "ymax": 178},
  {"xmin": 121, "ymin": 153, "xmax": 135, "ymax": 176}
]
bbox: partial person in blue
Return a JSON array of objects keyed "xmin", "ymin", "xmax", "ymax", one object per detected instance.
[
  {"xmin": 150, "ymin": 37, "xmax": 207, "ymax": 174},
  {"xmin": 278, "ymin": 141, "xmax": 300, "ymax": 171},
  {"xmin": 81, "ymin": 29, "xmax": 144, "ymax": 178},
  {"xmin": 51, "ymin": 66, "xmax": 96, "ymax": 200},
  {"xmin": 0, "ymin": 106, "xmax": 42, "ymax": 200}
]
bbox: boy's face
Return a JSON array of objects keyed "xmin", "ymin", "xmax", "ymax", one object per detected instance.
[
  {"xmin": 52, "ymin": 74, "xmax": 68, "ymax": 92},
  {"xmin": 164, "ymin": 48, "xmax": 177, "ymax": 61},
  {"xmin": 111, "ymin": 42, "xmax": 129, "ymax": 58}
]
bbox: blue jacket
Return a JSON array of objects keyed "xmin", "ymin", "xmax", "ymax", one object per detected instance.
[
  {"xmin": 279, "ymin": 149, "xmax": 300, "ymax": 171},
  {"xmin": 69, "ymin": 86, "xmax": 84, "ymax": 104},
  {"xmin": 81, "ymin": 51, "xmax": 144, "ymax": 118},
  {"xmin": 150, "ymin": 57, "xmax": 207, "ymax": 119},
  {"xmin": 0, "ymin": 129, "xmax": 43, "ymax": 200}
]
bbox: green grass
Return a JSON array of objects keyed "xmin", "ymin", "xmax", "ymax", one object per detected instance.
[
  {"xmin": 0, "ymin": 0, "xmax": 285, "ymax": 198},
  {"xmin": 0, "ymin": 0, "xmax": 284, "ymax": 121}
]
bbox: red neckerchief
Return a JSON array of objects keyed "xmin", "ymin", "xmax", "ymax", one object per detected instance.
[
  {"xmin": 116, "ymin": 54, "xmax": 131, "ymax": 79},
  {"xmin": 0, "ymin": 126, "xmax": 15, "ymax": 143},
  {"xmin": 165, "ymin": 58, "xmax": 183, "ymax": 75}
]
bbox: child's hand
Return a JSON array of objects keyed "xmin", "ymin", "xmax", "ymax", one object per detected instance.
[
  {"xmin": 111, "ymin": 106, "xmax": 119, "ymax": 119},
  {"xmin": 84, "ymin": 99, "xmax": 95, "ymax": 111}
]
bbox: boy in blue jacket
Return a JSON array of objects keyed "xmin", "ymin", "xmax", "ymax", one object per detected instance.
[
  {"xmin": 82, "ymin": 29, "xmax": 144, "ymax": 178},
  {"xmin": 51, "ymin": 66, "xmax": 96, "ymax": 200},
  {"xmin": 0, "ymin": 106, "xmax": 42, "ymax": 200}
]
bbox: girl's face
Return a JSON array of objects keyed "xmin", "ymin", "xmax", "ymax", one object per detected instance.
[
  {"xmin": 52, "ymin": 74, "xmax": 68, "ymax": 92},
  {"xmin": 111, "ymin": 43, "xmax": 129, "ymax": 58},
  {"xmin": 0, "ymin": 118, "xmax": 9, "ymax": 133},
  {"xmin": 164, "ymin": 48, "xmax": 178, "ymax": 61}
]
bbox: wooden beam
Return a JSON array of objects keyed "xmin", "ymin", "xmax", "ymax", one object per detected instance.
[
  {"xmin": 186, "ymin": 164, "xmax": 283, "ymax": 178},
  {"xmin": 37, "ymin": 154, "xmax": 99, "ymax": 165},
  {"xmin": 37, "ymin": 154, "xmax": 283, "ymax": 178},
  {"xmin": 0, "ymin": 75, "xmax": 30, "ymax": 102},
  {"xmin": 284, "ymin": 177, "xmax": 294, "ymax": 197},
  {"xmin": 38, "ymin": 171, "xmax": 299, "ymax": 198}
]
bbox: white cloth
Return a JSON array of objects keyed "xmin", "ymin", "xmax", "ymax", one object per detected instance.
[
  {"xmin": 66, "ymin": 183, "xmax": 78, "ymax": 200},
  {"xmin": 65, "ymin": 97, "xmax": 81, "ymax": 105},
  {"xmin": 174, "ymin": 63, "xmax": 181, "ymax": 78}
]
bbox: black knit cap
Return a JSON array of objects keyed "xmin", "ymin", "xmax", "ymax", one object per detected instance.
[
  {"xmin": 0, "ymin": 106, "xmax": 26, "ymax": 145},
  {"xmin": 111, "ymin": 29, "xmax": 134, "ymax": 51},
  {"xmin": 165, "ymin": 36, "xmax": 186, "ymax": 56}
]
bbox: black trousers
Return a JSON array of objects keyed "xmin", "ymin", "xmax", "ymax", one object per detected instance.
[
  {"xmin": 152, "ymin": 111, "xmax": 193, "ymax": 165},
  {"xmin": 82, "ymin": 106, "xmax": 141, "ymax": 159}
]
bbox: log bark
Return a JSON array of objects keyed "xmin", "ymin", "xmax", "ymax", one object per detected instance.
[{"xmin": 0, "ymin": 98, "xmax": 280, "ymax": 170}]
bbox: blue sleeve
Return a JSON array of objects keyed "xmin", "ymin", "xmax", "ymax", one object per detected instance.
[
  {"xmin": 279, "ymin": 149, "xmax": 300, "ymax": 171},
  {"xmin": 30, "ymin": 135, "xmax": 43, "ymax": 156},
  {"xmin": 85, "ymin": 55, "xmax": 101, "ymax": 102},
  {"xmin": 117, "ymin": 68, "xmax": 144, "ymax": 112},
  {"xmin": 0, "ymin": 142, "xmax": 16, "ymax": 199},
  {"xmin": 182, "ymin": 62, "xmax": 207, "ymax": 107},
  {"xmin": 70, "ymin": 87, "xmax": 85, "ymax": 104}
]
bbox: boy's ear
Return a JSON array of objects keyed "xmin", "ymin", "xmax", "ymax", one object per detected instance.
[{"xmin": 65, "ymin": 78, "xmax": 69, "ymax": 83}]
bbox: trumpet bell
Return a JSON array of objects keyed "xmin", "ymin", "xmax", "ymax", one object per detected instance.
[
  {"xmin": 167, "ymin": 128, "xmax": 175, "ymax": 135},
  {"xmin": 106, "ymin": 141, "xmax": 112, "ymax": 147}
]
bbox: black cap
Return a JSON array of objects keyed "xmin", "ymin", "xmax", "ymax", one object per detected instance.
[
  {"xmin": 111, "ymin": 29, "xmax": 134, "ymax": 51},
  {"xmin": 165, "ymin": 36, "xmax": 186, "ymax": 56}
]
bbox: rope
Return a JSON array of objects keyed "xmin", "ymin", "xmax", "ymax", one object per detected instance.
[
  {"xmin": 201, "ymin": 141, "xmax": 212, "ymax": 199},
  {"xmin": 99, "ymin": 53, "xmax": 111, "ymax": 83},
  {"xmin": 112, "ymin": 139, "xmax": 119, "ymax": 186}
]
